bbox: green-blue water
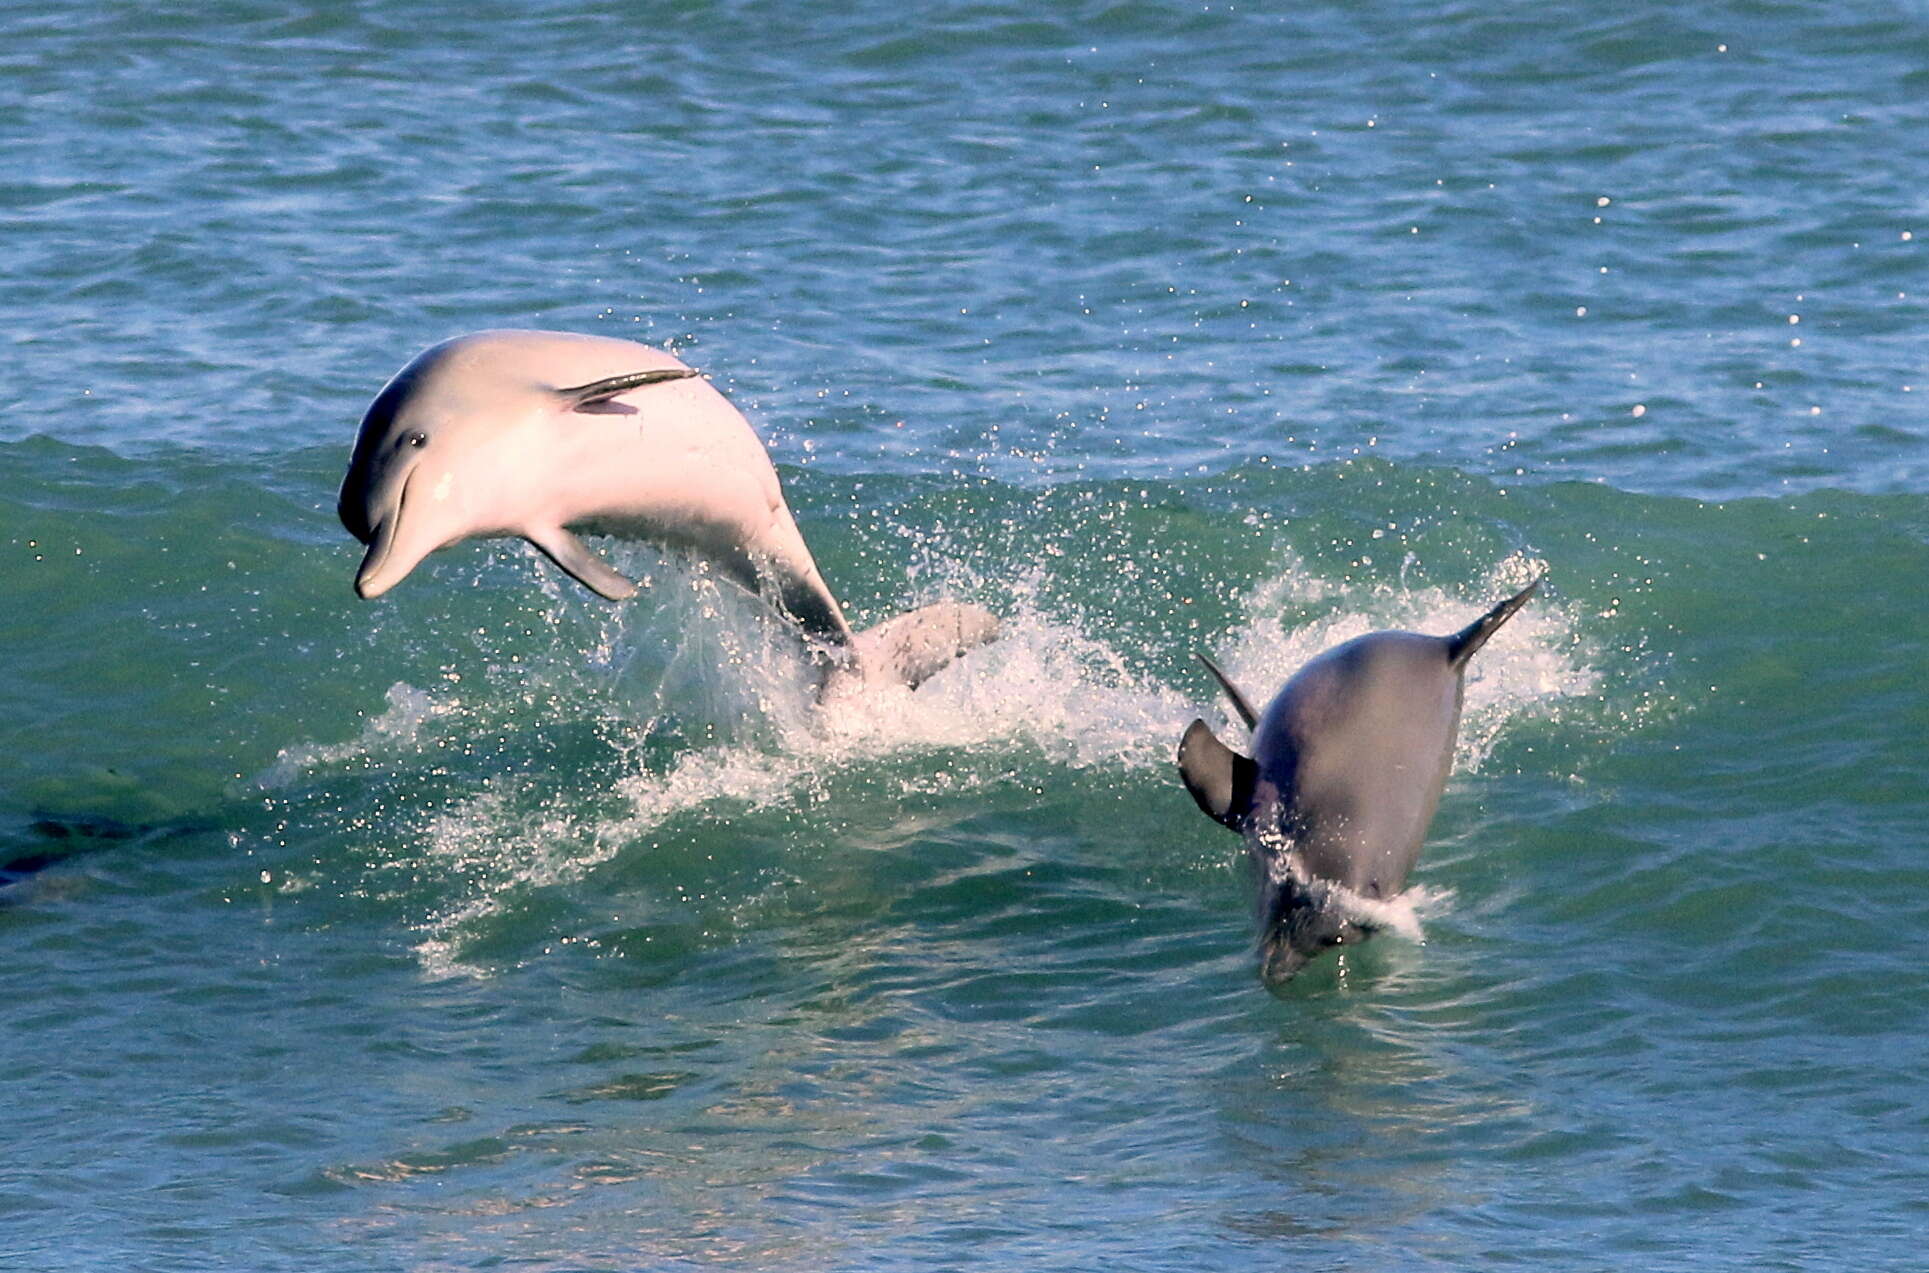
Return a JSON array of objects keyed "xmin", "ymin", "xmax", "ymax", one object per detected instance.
[{"xmin": 4, "ymin": 2, "xmax": 1927, "ymax": 1269}]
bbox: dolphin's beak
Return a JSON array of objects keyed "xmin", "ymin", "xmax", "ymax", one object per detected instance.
[
  {"xmin": 351, "ymin": 468, "xmax": 422, "ymax": 599},
  {"xmin": 353, "ymin": 517, "xmax": 401, "ymax": 599},
  {"xmin": 1253, "ymin": 880, "xmax": 1368, "ymax": 986},
  {"xmin": 1258, "ymin": 932, "xmax": 1313, "ymax": 986}
]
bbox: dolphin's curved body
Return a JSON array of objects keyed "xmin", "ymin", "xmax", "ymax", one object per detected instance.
[
  {"xmin": 339, "ymin": 330, "xmax": 996, "ymax": 688},
  {"xmin": 1177, "ymin": 579, "xmax": 1540, "ymax": 984}
]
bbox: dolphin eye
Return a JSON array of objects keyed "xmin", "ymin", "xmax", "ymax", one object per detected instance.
[{"xmin": 406, "ymin": 432, "xmax": 428, "ymax": 448}]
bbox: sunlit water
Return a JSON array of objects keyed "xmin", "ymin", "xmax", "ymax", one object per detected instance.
[{"xmin": 4, "ymin": 2, "xmax": 1927, "ymax": 1270}]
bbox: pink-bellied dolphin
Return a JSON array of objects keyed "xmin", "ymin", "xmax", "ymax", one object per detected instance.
[
  {"xmin": 338, "ymin": 329, "xmax": 997, "ymax": 689},
  {"xmin": 1177, "ymin": 578, "xmax": 1540, "ymax": 985}
]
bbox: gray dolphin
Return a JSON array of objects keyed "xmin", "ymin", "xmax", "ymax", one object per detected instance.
[
  {"xmin": 1177, "ymin": 578, "xmax": 1541, "ymax": 984},
  {"xmin": 339, "ymin": 330, "xmax": 998, "ymax": 692}
]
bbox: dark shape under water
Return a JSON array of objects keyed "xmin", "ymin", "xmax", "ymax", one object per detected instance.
[{"xmin": 2, "ymin": 813, "xmax": 193, "ymax": 894}]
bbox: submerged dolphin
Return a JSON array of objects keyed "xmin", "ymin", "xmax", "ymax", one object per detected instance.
[
  {"xmin": 339, "ymin": 330, "xmax": 997, "ymax": 690},
  {"xmin": 1177, "ymin": 578, "xmax": 1540, "ymax": 985}
]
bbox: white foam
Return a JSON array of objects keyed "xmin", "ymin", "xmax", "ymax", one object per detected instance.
[
  {"xmin": 270, "ymin": 550, "xmax": 1599, "ymax": 977},
  {"xmin": 1323, "ymin": 879, "xmax": 1430, "ymax": 944},
  {"xmin": 1206, "ymin": 552, "xmax": 1596, "ymax": 770},
  {"xmin": 1257, "ymin": 830, "xmax": 1451, "ymax": 946},
  {"xmin": 258, "ymin": 681, "xmax": 454, "ymax": 788},
  {"xmin": 400, "ymin": 570, "xmax": 1197, "ymax": 977}
]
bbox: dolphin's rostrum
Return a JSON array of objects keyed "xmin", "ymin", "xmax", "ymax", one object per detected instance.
[{"xmin": 1177, "ymin": 578, "xmax": 1541, "ymax": 985}]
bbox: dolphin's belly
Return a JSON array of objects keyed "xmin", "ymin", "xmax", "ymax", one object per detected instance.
[
  {"xmin": 567, "ymin": 508, "xmax": 762, "ymax": 590},
  {"xmin": 568, "ymin": 500, "xmax": 849, "ymax": 644},
  {"xmin": 1260, "ymin": 660, "xmax": 1461, "ymax": 899},
  {"xmin": 1293, "ymin": 793, "xmax": 1435, "ymax": 898},
  {"xmin": 1295, "ymin": 728, "xmax": 1458, "ymax": 896}
]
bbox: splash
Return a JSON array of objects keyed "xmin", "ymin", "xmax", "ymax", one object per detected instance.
[
  {"xmin": 1255, "ymin": 829, "xmax": 1458, "ymax": 948},
  {"xmin": 258, "ymin": 681, "xmax": 456, "ymax": 788},
  {"xmin": 1294, "ymin": 876, "xmax": 1434, "ymax": 946},
  {"xmin": 1203, "ymin": 552, "xmax": 1596, "ymax": 770},
  {"xmin": 379, "ymin": 567, "xmax": 1196, "ymax": 977},
  {"xmin": 266, "ymin": 549, "xmax": 1599, "ymax": 977}
]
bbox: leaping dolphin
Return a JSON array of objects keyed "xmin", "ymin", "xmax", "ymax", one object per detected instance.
[
  {"xmin": 1177, "ymin": 578, "xmax": 1541, "ymax": 985},
  {"xmin": 338, "ymin": 329, "xmax": 997, "ymax": 690}
]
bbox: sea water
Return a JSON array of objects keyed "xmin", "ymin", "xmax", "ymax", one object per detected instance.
[{"xmin": 3, "ymin": 2, "xmax": 1926, "ymax": 1269}]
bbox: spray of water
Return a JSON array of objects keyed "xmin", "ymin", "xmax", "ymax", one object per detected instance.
[
  {"xmin": 1208, "ymin": 552, "xmax": 1595, "ymax": 771},
  {"xmin": 263, "ymin": 547, "xmax": 1598, "ymax": 975}
]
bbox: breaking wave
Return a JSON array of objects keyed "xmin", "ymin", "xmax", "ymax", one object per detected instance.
[{"xmin": 259, "ymin": 548, "xmax": 1605, "ymax": 976}]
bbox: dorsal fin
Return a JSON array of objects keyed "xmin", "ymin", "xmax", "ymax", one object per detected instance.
[
  {"xmin": 1196, "ymin": 653, "xmax": 1259, "ymax": 730},
  {"xmin": 557, "ymin": 367, "xmax": 697, "ymax": 409},
  {"xmin": 1447, "ymin": 575, "xmax": 1542, "ymax": 670}
]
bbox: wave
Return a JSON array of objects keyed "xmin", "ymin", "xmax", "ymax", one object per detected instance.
[{"xmin": 257, "ymin": 546, "xmax": 1602, "ymax": 977}]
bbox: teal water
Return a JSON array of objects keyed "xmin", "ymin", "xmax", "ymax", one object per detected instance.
[{"xmin": 4, "ymin": 2, "xmax": 1927, "ymax": 1269}]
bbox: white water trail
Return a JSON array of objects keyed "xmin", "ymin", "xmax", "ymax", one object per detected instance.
[{"xmin": 264, "ymin": 549, "xmax": 1598, "ymax": 976}]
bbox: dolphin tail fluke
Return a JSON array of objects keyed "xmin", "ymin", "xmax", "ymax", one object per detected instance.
[
  {"xmin": 1446, "ymin": 575, "xmax": 1542, "ymax": 670},
  {"xmin": 1196, "ymin": 653, "xmax": 1259, "ymax": 731},
  {"xmin": 843, "ymin": 601, "xmax": 1000, "ymax": 691},
  {"xmin": 1177, "ymin": 719, "xmax": 1257, "ymax": 832}
]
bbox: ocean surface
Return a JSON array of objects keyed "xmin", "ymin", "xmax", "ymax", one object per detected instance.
[{"xmin": 4, "ymin": 1, "xmax": 1926, "ymax": 1269}]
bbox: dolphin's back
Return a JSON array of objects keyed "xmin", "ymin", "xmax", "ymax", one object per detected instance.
[{"xmin": 1253, "ymin": 631, "xmax": 1462, "ymax": 898}]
